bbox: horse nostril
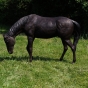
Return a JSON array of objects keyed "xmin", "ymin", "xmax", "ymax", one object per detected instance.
[{"xmin": 8, "ymin": 51, "xmax": 13, "ymax": 54}]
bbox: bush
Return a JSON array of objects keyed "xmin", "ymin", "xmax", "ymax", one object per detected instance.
[
  {"xmin": 0, "ymin": 0, "xmax": 32, "ymax": 24},
  {"xmin": 0, "ymin": 0, "xmax": 88, "ymax": 37}
]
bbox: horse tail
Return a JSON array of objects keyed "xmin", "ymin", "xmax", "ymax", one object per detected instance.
[{"xmin": 72, "ymin": 20, "xmax": 81, "ymax": 49}]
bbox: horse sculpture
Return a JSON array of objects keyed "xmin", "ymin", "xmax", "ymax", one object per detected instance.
[{"xmin": 3, "ymin": 14, "xmax": 80, "ymax": 63}]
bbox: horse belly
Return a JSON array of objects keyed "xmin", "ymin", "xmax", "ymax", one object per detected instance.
[{"xmin": 34, "ymin": 28, "xmax": 57, "ymax": 38}]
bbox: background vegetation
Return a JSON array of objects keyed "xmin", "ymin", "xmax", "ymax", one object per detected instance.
[{"xmin": 0, "ymin": 0, "xmax": 88, "ymax": 37}]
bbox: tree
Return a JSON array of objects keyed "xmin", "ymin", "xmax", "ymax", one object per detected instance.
[{"xmin": 0, "ymin": 0, "xmax": 88, "ymax": 37}]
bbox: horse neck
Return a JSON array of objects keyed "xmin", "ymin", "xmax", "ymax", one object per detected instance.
[
  {"xmin": 7, "ymin": 16, "xmax": 28, "ymax": 37},
  {"xmin": 7, "ymin": 26, "xmax": 22, "ymax": 38}
]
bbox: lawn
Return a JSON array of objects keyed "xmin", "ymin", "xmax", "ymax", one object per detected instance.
[{"xmin": 0, "ymin": 32, "xmax": 88, "ymax": 88}]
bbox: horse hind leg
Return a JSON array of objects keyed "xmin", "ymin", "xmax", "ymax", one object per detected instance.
[
  {"xmin": 65, "ymin": 39, "xmax": 76, "ymax": 63},
  {"xmin": 73, "ymin": 34, "xmax": 80, "ymax": 51},
  {"xmin": 60, "ymin": 39, "xmax": 68, "ymax": 61}
]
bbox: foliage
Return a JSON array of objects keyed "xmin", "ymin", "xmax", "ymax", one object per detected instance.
[
  {"xmin": 0, "ymin": 33, "xmax": 88, "ymax": 88},
  {"xmin": 0, "ymin": 0, "xmax": 88, "ymax": 36},
  {"xmin": 0, "ymin": 0, "xmax": 87, "ymax": 22},
  {"xmin": 0, "ymin": 0, "xmax": 32, "ymax": 24}
]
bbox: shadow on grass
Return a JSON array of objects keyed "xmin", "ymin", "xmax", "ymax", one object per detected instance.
[
  {"xmin": 0, "ymin": 56, "xmax": 28, "ymax": 61},
  {"xmin": 33, "ymin": 56, "xmax": 69, "ymax": 63},
  {"xmin": 0, "ymin": 56, "xmax": 70, "ymax": 63}
]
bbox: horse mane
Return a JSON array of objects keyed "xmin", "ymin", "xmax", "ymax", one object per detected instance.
[{"xmin": 7, "ymin": 15, "xmax": 29, "ymax": 36}]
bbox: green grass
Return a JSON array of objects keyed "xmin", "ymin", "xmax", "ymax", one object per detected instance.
[{"xmin": 0, "ymin": 34, "xmax": 88, "ymax": 88}]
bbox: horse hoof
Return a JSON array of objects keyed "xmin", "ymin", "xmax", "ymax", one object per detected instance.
[
  {"xmin": 72, "ymin": 60, "xmax": 76, "ymax": 63},
  {"xmin": 27, "ymin": 59, "xmax": 32, "ymax": 62},
  {"xmin": 29, "ymin": 59, "xmax": 32, "ymax": 62},
  {"xmin": 72, "ymin": 61, "xmax": 76, "ymax": 64},
  {"xmin": 60, "ymin": 58, "xmax": 63, "ymax": 61}
]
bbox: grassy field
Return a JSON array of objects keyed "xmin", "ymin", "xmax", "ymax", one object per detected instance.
[{"xmin": 0, "ymin": 32, "xmax": 88, "ymax": 88}]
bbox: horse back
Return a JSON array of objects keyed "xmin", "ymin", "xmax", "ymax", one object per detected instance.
[
  {"xmin": 26, "ymin": 15, "xmax": 58, "ymax": 38},
  {"xmin": 26, "ymin": 14, "xmax": 74, "ymax": 39}
]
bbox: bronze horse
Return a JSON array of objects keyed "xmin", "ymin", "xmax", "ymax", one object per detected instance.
[{"xmin": 3, "ymin": 14, "xmax": 80, "ymax": 63}]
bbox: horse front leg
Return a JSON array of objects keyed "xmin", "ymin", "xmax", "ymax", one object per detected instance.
[{"xmin": 26, "ymin": 37, "xmax": 34, "ymax": 62}]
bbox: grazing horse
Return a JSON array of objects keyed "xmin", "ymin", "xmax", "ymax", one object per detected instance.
[{"xmin": 3, "ymin": 14, "xmax": 80, "ymax": 63}]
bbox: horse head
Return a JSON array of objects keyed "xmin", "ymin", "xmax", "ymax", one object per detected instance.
[{"xmin": 3, "ymin": 35, "xmax": 15, "ymax": 54}]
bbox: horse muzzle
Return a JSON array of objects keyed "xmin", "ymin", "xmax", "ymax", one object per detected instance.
[{"xmin": 8, "ymin": 51, "xmax": 13, "ymax": 54}]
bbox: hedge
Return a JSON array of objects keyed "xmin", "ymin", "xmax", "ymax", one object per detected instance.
[{"xmin": 0, "ymin": 0, "xmax": 88, "ymax": 37}]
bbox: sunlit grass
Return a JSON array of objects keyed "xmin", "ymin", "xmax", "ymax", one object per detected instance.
[{"xmin": 0, "ymin": 34, "xmax": 88, "ymax": 88}]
